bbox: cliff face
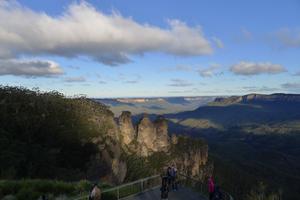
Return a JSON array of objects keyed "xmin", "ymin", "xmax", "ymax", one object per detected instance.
[
  {"xmin": 116, "ymin": 111, "xmax": 209, "ymax": 179},
  {"xmin": 154, "ymin": 116, "xmax": 169, "ymax": 152},
  {"xmin": 118, "ymin": 112, "xmax": 170, "ymax": 156},
  {"xmin": 118, "ymin": 111, "xmax": 136, "ymax": 145},
  {"xmin": 137, "ymin": 114, "xmax": 158, "ymax": 155},
  {"xmin": 170, "ymin": 136, "xmax": 209, "ymax": 179}
]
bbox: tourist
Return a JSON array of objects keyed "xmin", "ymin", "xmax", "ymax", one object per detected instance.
[
  {"xmin": 89, "ymin": 183, "xmax": 101, "ymax": 200},
  {"xmin": 166, "ymin": 166, "xmax": 172, "ymax": 187},
  {"xmin": 208, "ymin": 176, "xmax": 215, "ymax": 200},
  {"xmin": 161, "ymin": 176, "xmax": 169, "ymax": 200},
  {"xmin": 170, "ymin": 164, "xmax": 178, "ymax": 191}
]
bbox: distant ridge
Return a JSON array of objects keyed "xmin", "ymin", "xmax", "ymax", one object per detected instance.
[{"xmin": 214, "ymin": 93, "xmax": 300, "ymax": 105}]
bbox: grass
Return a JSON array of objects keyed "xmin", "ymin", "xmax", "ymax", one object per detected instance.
[{"xmin": 0, "ymin": 179, "xmax": 112, "ymax": 200}]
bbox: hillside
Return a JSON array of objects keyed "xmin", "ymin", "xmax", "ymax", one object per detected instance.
[
  {"xmin": 0, "ymin": 86, "xmax": 210, "ymax": 199},
  {"xmin": 166, "ymin": 93, "xmax": 300, "ymax": 199},
  {"xmin": 0, "ymin": 86, "xmax": 123, "ymax": 182},
  {"xmin": 167, "ymin": 93, "xmax": 300, "ymax": 133}
]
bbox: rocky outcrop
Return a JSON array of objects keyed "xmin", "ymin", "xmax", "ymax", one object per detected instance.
[
  {"xmin": 154, "ymin": 116, "xmax": 169, "ymax": 152},
  {"xmin": 115, "ymin": 111, "xmax": 209, "ymax": 179},
  {"xmin": 137, "ymin": 114, "xmax": 158, "ymax": 155},
  {"xmin": 118, "ymin": 111, "xmax": 136, "ymax": 145},
  {"xmin": 117, "ymin": 112, "xmax": 171, "ymax": 156},
  {"xmin": 170, "ymin": 137, "xmax": 208, "ymax": 178}
]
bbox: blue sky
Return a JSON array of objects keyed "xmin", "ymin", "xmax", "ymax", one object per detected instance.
[{"xmin": 0, "ymin": 0, "xmax": 299, "ymax": 97}]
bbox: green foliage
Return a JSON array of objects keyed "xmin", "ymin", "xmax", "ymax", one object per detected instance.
[
  {"xmin": 171, "ymin": 135, "xmax": 207, "ymax": 156},
  {"xmin": 0, "ymin": 179, "xmax": 111, "ymax": 200},
  {"xmin": 0, "ymin": 86, "xmax": 114, "ymax": 180},
  {"xmin": 124, "ymin": 136, "xmax": 207, "ymax": 182},
  {"xmin": 124, "ymin": 154, "xmax": 153, "ymax": 181},
  {"xmin": 246, "ymin": 182, "xmax": 281, "ymax": 200},
  {"xmin": 204, "ymin": 129, "xmax": 300, "ymax": 200}
]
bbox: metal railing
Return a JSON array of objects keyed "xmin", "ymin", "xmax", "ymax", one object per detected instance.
[
  {"xmin": 74, "ymin": 173, "xmax": 234, "ymax": 200},
  {"xmin": 74, "ymin": 175, "xmax": 161, "ymax": 200}
]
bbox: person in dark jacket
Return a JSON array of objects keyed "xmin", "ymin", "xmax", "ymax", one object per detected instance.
[
  {"xmin": 166, "ymin": 166, "xmax": 172, "ymax": 187},
  {"xmin": 161, "ymin": 176, "xmax": 169, "ymax": 200}
]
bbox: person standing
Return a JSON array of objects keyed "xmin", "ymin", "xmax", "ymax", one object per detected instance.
[
  {"xmin": 208, "ymin": 176, "xmax": 215, "ymax": 200},
  {"xmin": 89, "ymin": 183, "xmax": 101, "ymax": 200},
  {"xmin": 171, "ymin": 164, "xmax": 178, "ymax": 191},
  {"xmin": 166, "ymin": 166, "xmax": 172, "ymax": 187},
  {"xmin": 161, "ymin": 176, "xmax": 169, "ymax": 200}
]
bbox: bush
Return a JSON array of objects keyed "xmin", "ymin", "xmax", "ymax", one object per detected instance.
[
  {"xmin": 0, "ymin": 179, "xmax": 112, "ymax": 200},
  {"xmin": 16, "ymin": 187, "xmax": 40, "ymax": 200}
]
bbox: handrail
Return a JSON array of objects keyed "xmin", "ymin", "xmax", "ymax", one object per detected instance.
[
  {"xmin": 74, "ymin": 174, "xmax": 161, "ymax": 200},
  {"xmin": 74, "ymin": 173, "xmax": 234, "ymax": 200}
]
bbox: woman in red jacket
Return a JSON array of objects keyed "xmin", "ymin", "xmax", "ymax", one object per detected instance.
[{"xmin": 208, "ymin": 176, "xmax": 215, "ymax": 200}]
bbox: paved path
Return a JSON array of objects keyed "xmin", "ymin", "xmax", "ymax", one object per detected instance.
[{"xmin": 122, "ymin": 187, "xmax": 207, "ymax": 200}]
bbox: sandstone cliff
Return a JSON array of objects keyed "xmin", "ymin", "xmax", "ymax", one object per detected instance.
[
  {"xmin": 118, "ymin": 111, "xmax": 136, "ymax": 145},
  {"xmin": 116, "ymin": 111, "xmax": 209, "ymax": 180}
]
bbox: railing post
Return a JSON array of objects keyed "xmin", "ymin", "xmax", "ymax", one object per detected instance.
[
  {"xmin": 141, "ymin": 180, "xmax": 143, "ymax": 192},
  {"xmin": 117, "ymin": 187, "xmax": 120, "ymax": 200}
]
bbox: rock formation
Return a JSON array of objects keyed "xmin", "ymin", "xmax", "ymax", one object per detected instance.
[
  {"xmin": 93, "ymin": 111, "xmax": 207, "ymax": 184},
  {"xmin": 137, "ymin": 114, "xmax": 158, "ymax": 155},
  {"xmin": 153, "ymin": 116, "xmax": 169, "ymax": 152},
  {"xmin": 118, "ymin": 111, "xmax": 136, "ymax": 145}
]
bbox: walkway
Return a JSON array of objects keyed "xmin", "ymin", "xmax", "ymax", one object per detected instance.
[{"xmin": 122, "ymin": 186, "xmax": 207, "ymax": 200}]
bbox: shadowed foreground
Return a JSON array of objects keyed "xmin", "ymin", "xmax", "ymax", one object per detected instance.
[{"xmin": 122, "ymin": 187, "xmax": 206, "ymax": 200}]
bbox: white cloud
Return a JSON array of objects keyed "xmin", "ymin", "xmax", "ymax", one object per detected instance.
[
  {"xmin": 0, "ymin": 1, "xmax": 213, "ymax": 66},
  {"xmin": 273, "ymin": 28, "xmax": 300, "ymax": 49},
  {"xmin": 198, "ymin": 64, "xmax": 221, "ymax": 77},
  {"xmin": 160, "ymin": 64, "xmax": 193, "ymax": 72},
  {"xmin": 242, "ymin": 86, "xmax": 279, "ymax": 93},
  {"xmin": 230, "ymin": 61, "xmax": 286, "ymax": 75},
  {"xmin": 281, "ymin": 82, "xmax": 300, "ymax": 89},
  {"xmin": 64, "ymin": 76, "xmax": 86, "ymax": 82},
  {"xmin": 0, "ymin": 59, "xmax": 63, "ymax": 77},
  {"xmin": 212, "ymin": 37, "xmax": 224, "ymax": 48},
  {"xmin": 99, "ymin": 80, "xmax": 107, "ymax": 84},
  {"xmin": 294, "ymin": 71, "xmax": 300, "ymax": 76},
  {"xmin": 168, "ymin": 78, "xmax": 193, "ymax": 87}
]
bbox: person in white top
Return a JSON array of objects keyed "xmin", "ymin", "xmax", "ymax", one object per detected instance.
[{"xmin": 89, "ymin": 183, "xmax": 101, "ymax": 200}]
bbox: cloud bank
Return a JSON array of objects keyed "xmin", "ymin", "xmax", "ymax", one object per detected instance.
[
  {"xmin": 198, "ymin": 64, "xmax": 220, "ymax": 77},
  {"xmin": 273, "ymin": 28, "xmax": 300, "ymax": 49},
  {"xmin": 281, "ymin": 82, "xmax": 300, "ymax": 90},
  {"xmin": 64, "ymin": 76, "xmax": 86, "ymax": 82},
  {"xmin": 168, "ymin": 78, "xmax": 193, "ymax": 87},
  {"xmin": 0, "ymin": 1, "xmax": 213, "ymax": 66},
  {"xmin": 0, "ymin": 59, "xmax": 63, "ymax": 77},
  {"xmin": 230, "ymin": 61, "xmax": 286, "ymax": 75}
]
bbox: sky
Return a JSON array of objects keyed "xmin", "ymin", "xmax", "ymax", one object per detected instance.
[{"xmin": 0, "ymin": 0, "xmax": 299, "ymax": 97}]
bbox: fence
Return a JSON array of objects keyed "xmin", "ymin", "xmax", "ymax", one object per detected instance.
[
  {"xmin": 74, "ymin": 175, "xmax": 161, "ymax": 200},
  {"xmin": 75, "ymin": 173, "xmax": 234, "ymax": 200}
]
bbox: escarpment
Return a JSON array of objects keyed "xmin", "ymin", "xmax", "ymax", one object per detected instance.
[
  {"xmin": 118, "ymin": 112, "xmax": 170, "ymax": 156},
  {"xmin": 118, "ymin": 111, "xmax": 136, "ymax": 145},
  {"xmin": 115, "ymin": 111, "xmax": 209, "ymax": 180}
]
